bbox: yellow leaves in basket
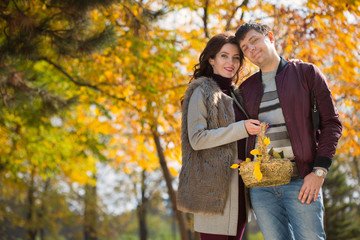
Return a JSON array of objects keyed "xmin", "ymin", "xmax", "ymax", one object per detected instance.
[
  {"xmin": 264, "ymin": 137, "xmax": 270, "ymax": 146},
  {"xmin": 245, "ymin": 134, "xmax": 270, "ymax": 182},
  {"xmin": 250, "ymin": 149, "xmax": 261, "ymax": 156},
  {"xmin": 273, "ymin": 151, "xmax": 282, "ymax": 159},
  {"xmin": 254, "ymin": 161, "xmax": 263, "ymax": 182}
]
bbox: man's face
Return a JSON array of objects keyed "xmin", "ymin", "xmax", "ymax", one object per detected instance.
[{"xmin": 238, "ymin": 29, "xmax": 275, "ymax": 68}]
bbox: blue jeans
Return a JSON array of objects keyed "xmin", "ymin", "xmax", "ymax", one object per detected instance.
[{"xmin": 250, "ymin": 179, "xmax": 325, "ymax": 240}]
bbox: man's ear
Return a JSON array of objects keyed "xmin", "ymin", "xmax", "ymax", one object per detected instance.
[{"xmin": 267, "ymin": 31, "xmax": 275, "ymax": 43}]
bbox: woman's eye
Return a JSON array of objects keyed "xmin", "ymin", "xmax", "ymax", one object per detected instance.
[{"xmin": 221, "ymin": 54, "xmax": 228, "ymax": 58}]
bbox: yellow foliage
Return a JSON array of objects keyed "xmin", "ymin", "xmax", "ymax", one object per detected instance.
[
  {"xmin": 169, "ymin": 167, "xmax": 178, "ymax": 177},
  {"xmin": 138, "ymin": 159, "xmax": 148, "ymax": 170},
  {"xmin": 344, "ymin": 99, "xmax": 352, "ymax": 107},
  {"xmin": 104, "ymin": 70, "xmax": 113, "ymax": 80}
]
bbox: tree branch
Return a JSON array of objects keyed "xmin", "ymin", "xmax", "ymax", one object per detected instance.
[
  {"xmin": 159, "ymin": 83, "xmax": 188, "ymax": 92},
  {"xmin": 0, "ymin": 82, "xmax": 8, "ymax": 109},
  {"xmin": 120, "ymin": 2, "xmax": 150, "ymax": 35},
  {"xmin": 40, "ymin": 57, "xmax": 141, "ymax": 112},
  {"xmin": 42, "ymin": 57, "xmax": 104, "ymax": 90}
]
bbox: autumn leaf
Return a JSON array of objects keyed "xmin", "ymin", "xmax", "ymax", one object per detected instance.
[
  {"xmin": 254, "ymin": 161, "xmax": 263, "ymax": 182},
  {"xmin": 250, "ymin": 149, "xmax": 261, "ymax": 156},
  {"xmin": 273, "ymin": 151, "xmax": 281, "ymax": 159},
  {"xmin": 231, "ymin": 164, "xmax": 240, "ymax": 169},
  {"xmin": 268, "ymin": 147, "xmax": 274, "ymax": 156}
]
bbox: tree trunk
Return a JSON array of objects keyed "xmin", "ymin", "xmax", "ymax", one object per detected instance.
[
  {"xmin": 39, "ymin": 178, "xmax": 50, "ymax": 240},
  {"xmin": 193, "ymin": 231, "xmax": 200, "ymax": 240},
  {"xmin": 353, "ymin": 156, "xmax": 359, "ymax": 181},
  {"xmin": 203, "ymin": 0, "xmax": 209, "ymax": 38},
  {"xmin": 152, "ymin": 129, "xmax": 189, "ymax": 240},
  {"xmin": 172, "ymin": 210, "xmax": 177, "ymax": 240},
  {"xmin": 84, "ymin": 182, "xmax": 97, "ymax": 240},
  {"xmin": 26, "ymin": 169, "xmax": 37, "ymax": 240},
  {"xmin": 137, "ymin": 169, "xmax": 148, "ymax": 240},
  {"xmin": 224, "ymin": 0, "xmax": 249, "ymax": 31}
]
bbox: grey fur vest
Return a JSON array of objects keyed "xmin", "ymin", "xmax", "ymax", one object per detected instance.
[{"xmin": 177, "ymin": 77, "xmax": 236, "ymax": 215}]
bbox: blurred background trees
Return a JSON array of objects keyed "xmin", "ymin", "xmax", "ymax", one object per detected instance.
[{"xmin": 0, "ymin": 0, "xmax": 359, "ymax": 239}]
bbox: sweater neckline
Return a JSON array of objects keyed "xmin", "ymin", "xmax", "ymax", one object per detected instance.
[{"xmin": 212, "ymin": 74, "xmax": 232, "ymax": 91}]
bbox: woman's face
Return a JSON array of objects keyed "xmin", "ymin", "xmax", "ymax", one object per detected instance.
[{"xmin": 209, "ymin": 43, "xmax": 241, "ymax": 78}]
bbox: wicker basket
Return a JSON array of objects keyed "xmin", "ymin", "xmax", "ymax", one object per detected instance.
[
  {"xmin": 239, "ymin": 123, "xmax": 293, "ymax": 188},
  {"xmin": 239, "ymin": 158, "xmax": 293, "ymax": 187}
]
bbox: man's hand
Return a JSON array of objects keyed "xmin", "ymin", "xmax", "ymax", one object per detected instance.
[{"xmin": 298, "ymin": 172, "xmax": 324, "ymax": 204}]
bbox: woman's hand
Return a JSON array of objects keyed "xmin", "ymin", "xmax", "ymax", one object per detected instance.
[{"xmin": 244, "ymin": 119, "xmax": 261, "ymax": 135}]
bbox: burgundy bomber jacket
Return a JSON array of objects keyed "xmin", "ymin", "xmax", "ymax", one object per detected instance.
[{"xmin": 239, "ymin": 58, "xmax": 342, "ymax": 178}]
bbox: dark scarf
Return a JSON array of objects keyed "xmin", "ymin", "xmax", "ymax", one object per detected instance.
[{"xmin": 212, "ymin": 73, "xmax": 232, "ymax": 96}]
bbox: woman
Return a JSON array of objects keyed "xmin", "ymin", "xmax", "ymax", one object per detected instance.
[{"xmin": 177, "ymin": 32, "xmax": 261, "ymax": 239}]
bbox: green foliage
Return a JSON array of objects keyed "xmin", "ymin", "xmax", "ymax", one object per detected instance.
[
  {"xmin": 117, "ymin": 210, "xmax": 180, "ymax": 240},
  {"xmin": 323, "ymin": 160, "xmax": 360, "ymax": 240},
  {"xmin": 0, "ymin": 0, "xmax": 115, "ymax": 60}
]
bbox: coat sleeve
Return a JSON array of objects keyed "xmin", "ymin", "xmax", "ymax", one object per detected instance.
[
  {"xmin": 307, "ymin": 64, "xmax": 342, "ymax": 170},
  {"xmin": 187, "ymin": 87, "xmax": 249, "ymax": 151}
]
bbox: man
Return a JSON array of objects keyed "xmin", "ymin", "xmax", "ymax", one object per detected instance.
[{"xmin": 235, "ymin": 22, "xmax": 342, "ymax": 240}]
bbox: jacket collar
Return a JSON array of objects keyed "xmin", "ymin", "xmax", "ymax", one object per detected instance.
[
  {"xmin": 258, "ymin": 56, "xmax": 288, "ymax": 77},
  {"xmin": 276, "ymin": 57, "xmax": 288, "ymax": 75}
]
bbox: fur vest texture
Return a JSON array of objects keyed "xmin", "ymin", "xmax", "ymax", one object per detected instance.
[{"xmin": 177, "ymin": 77, "xmax": 236, "ymax": 215}]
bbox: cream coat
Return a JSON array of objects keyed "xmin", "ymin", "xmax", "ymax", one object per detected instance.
[{"xmin": 177, "ymin": 77, "xmax": 250, "ymax": 235}]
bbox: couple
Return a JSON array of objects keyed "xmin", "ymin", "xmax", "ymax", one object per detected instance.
[{"xmin": 177, "ymin": 22, "xmax": 342, "ymax": 240}]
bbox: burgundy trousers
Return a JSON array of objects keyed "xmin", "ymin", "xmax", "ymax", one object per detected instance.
[{"xmin": 199, "ymin": 178, "xmax": 246, "ymax": 240}]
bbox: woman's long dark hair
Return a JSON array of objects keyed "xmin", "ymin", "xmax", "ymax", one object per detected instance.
[{"xmin": 191, "ymin": 32, "xmax": 245, "ymax": 85}]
